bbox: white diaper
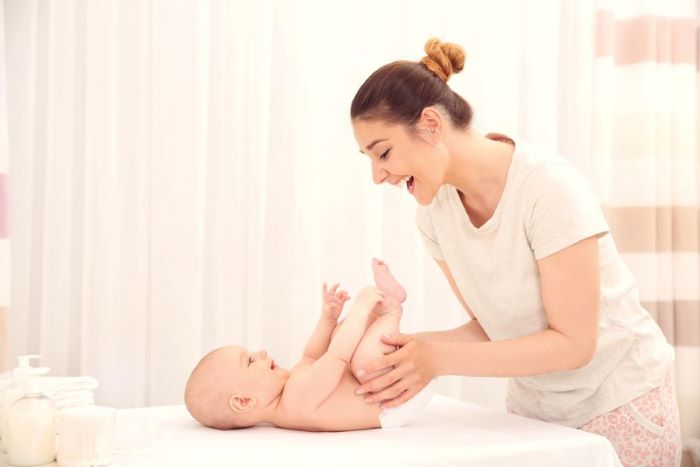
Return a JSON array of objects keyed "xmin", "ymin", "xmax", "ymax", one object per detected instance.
[{"xmin": 378, "ymin": 379, "xmax": 435, "ymax": 428}]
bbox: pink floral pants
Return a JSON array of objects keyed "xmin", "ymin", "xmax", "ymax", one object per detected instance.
[{"xmin": 506, "ymin": 365, "xmax": 682, "ymax": 467}]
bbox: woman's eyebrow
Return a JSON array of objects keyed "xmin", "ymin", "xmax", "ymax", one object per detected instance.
[{"xmin": 359, "ymin": 138, "xmax": 388, "ymax": 154}]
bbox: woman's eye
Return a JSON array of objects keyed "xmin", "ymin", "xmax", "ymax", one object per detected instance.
[{"xmin": 379, "ymin": 149, "xmax": 391, "ymax": 160}]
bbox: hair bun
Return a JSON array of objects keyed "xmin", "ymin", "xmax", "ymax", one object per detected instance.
[{"xmin": 419, "ymin": 38, "xmax": 466, "ymax": 82}]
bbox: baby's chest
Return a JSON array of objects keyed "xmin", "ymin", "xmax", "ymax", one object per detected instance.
[{"xmin": 288, "ymin": 370, "xmax": 381, "ymax": 431}]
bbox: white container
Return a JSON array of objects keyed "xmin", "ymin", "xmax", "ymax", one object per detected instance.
[
  {"xmin": 6, "ymin": 378, "xmax": 57, "ymax": 466},
  {"xmin": 0, "ymin": 372, "xmax": 14, "ymax": 436},
  {"xmin": 1, "ymin": 356, "xmax": 50, "ymax": 454},
  {"xmin": 56, "ymin": 406, "xmax": 115, "ymax": 467}
]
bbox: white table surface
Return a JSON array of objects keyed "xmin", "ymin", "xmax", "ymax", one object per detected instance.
[{"xmin": 103, "ymin": 394, "xmax": 622, "ymax": 467}]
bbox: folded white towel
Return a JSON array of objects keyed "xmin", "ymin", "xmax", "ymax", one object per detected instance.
[
  {"xmin": 47, "ymin": 390, "xmax": 94, "ymax": 402},
  {"xmin": 43, "ymin": 391, "xmax": 95, "ymax": 399},
  {"xmin": 52, "ymin": 395, "xmax": 95, "ymax": 410},
  {"xmin": 42, "ymin": 376, "xmax": 99, "ymax": 393}
]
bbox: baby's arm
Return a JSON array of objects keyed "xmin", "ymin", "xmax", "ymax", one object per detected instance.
[
  {"xmin": 292, "ymin": 286, "xmax": 384, "ymax": 411},
  {"xmin": 302, "ymin": 317, "xmax": 338, "ymax": 360},
  {"xmin": 303, "ymin": 283, "xmax": 350, "ymax": 360}
]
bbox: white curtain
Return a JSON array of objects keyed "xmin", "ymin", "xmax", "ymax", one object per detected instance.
[
  {"xmin": 0, "ymin": 0, "xmax": 9, "ymax": 372},
  {"xmin": 3, "ymin": 0, "xmax": 698, "ymax": 447}
]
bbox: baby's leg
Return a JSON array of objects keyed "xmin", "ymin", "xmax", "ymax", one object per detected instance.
[
  {"xmin": 329, "ymin": 310, "xmax": 380, "ymax": 341},
  {"xmin": 328, "ymin": 297, "xmax": 401, "ymax": 379},
  {"xmin": 350, "ymin": 298, "xmax": 402, "ymax": 384},
  {"xmin": 349, "ymin": 259, "xmax": 406, "ymax": 382}
]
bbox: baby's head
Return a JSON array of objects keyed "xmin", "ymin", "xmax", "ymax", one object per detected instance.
[{"xmin": 184, "ymin": 344, "xmax": 289, "ymax": 429}]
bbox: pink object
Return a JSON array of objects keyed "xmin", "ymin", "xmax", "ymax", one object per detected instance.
[
  {"xmin": 507, "ymin": 365, "xmax": 681, "ymax": 466},
  {"xmin": 371, "ymin": 258, "xmax": 406, "ymax": 303},
  {"xmin": 0, "ymin": 173, "xmax": 6, "ymax": 238},
  {"xmin": 595, "ymin": 12, "xmax": 695, "ymax": 65}
]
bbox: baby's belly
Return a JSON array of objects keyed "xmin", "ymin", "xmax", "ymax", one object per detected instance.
[{"xmin": 300, "ymin": 368, "xmax": 382, "ymax": 431}]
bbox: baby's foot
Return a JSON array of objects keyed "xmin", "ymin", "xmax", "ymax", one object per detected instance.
[{"xmin": 372, "ymin": 258, "xmax": 407, "ymax": 303}]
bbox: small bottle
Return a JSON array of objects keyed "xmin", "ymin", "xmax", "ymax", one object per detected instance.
[
  {"xmin": 6, "ymin": 377, "xmax": 57, "ymax": 466},
  {"xmin": 0, "ymin": 355, "xmax": 50, "ymax": 454}
]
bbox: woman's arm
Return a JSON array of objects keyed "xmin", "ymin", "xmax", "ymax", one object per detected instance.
[
  {"xmin": 409, "ymin": 258, "xmax": 490, "ymax": 343},
  {"xmin": 410, "ymin": 319, "xmax": 490, "ymax": 343},
  {"xmin": 424, "ymin": 237, "xmax": 599, "ymax": 376},
  {"xmin": 428, "ymin": 327, "xmax": 590, "ymax": 377}
]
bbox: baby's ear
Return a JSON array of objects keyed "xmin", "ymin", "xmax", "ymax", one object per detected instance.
[{"xmin": 228, "ymin": 394, "xmax": 257, "ymax": 414}]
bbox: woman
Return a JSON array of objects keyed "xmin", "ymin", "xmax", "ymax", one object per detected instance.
[{"xmin": 350, "ymin": 38, "xmax": 681, "ymax": 466}]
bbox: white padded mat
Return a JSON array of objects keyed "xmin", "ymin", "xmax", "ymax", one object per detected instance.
[{"xmin": 106, "ymin": 394, "xmax": 622, "ymax": 466}]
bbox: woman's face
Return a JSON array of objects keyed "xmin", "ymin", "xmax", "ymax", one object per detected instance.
[{"xmin": 353, "ymin": 116, "xmax": 447, "ymax": 205}]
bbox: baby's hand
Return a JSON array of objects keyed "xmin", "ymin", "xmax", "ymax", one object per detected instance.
[{"xmin": 322, "ymin": 282, "xmax": 350, "ymax": 320}]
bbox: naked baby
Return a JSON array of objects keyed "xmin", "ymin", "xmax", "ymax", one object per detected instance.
[{"xmin": 184, "ymin": 259, "xmax": 434, "ymax": 431}]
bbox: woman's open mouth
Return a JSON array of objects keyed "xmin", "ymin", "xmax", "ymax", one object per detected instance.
[{"xmin": 406, "ymin": 176, "xmax": 415, "ymax": 193}]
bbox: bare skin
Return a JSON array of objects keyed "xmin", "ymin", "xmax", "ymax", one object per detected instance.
[{"xmin": 184, "ymin": 259, "xmax": 408, "ymax": 431}]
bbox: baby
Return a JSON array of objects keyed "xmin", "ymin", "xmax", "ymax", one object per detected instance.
[{"xmin": 184, "ymin": 259, "xmax": 434, "ymax": 431}]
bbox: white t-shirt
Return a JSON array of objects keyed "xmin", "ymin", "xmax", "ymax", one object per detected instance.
[{"xmin": 416, "ymin": 133, "xmax": 675, "ymax": 429}]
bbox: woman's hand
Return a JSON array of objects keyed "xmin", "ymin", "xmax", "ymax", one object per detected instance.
[{"xmin": 355, "ymin": 333, "xmax": 436, "ymax": 409}]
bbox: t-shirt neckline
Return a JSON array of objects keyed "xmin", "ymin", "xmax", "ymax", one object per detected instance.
[{"xmin": 449, "ymin": 133, "xmax": 518, "ymax": 233}]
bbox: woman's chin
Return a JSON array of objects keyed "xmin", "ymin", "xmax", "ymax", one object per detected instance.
[{"xmin": 413, "ymin": 186, "xmax": 435, "ymax": 206}]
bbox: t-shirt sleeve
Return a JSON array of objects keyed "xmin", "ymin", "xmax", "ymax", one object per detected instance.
[
  {"xmin": 527, "ymin": 163, "xmax": 610, "ymax": 260},
  {"xmin": 416, "ymin": 206, "xmax": 445, "ymax": 261}
]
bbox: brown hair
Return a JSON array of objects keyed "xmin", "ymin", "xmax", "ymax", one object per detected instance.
[{"xmin": 350, "ymin": 38, "xmax": 473, "ymax": 130}]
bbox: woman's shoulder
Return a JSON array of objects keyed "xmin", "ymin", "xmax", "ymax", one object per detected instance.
[{"xmin": 512, "ymin": 140, "xmax": 588, "ymax": 194}]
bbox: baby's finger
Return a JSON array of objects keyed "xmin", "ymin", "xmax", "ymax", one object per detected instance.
[{"xmin": 331, "ymin": 283, "xmax": 339, "ymax": 292}]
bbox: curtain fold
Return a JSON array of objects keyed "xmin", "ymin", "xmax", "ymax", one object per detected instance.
[{"xmin": 590, "ymin": 0, "xmax": 700, "ymax": 444}]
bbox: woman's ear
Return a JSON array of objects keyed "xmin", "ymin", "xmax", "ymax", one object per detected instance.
[
  {"xmin": 228, "ymin": 393, "xmax": 257, "ymax": 414},
  {"xmin": 418, "ymin": 106, "xmax": 443, "ymax": 139}
]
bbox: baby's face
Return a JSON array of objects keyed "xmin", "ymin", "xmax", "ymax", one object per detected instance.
[
  {"xmin": 222, "ymin": 345, "xmax": 290, "ymax": 406},
  {"xmin": 185, "ymin": 344, "xmax": 291, "ymax": 429}
]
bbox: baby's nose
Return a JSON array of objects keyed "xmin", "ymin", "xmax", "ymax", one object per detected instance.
[{"xmin": 258, "ymin": 350, "xmax": 267, "ymax": 359}]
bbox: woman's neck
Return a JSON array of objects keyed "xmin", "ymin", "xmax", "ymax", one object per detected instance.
[{"xmin": 443, "ymin": 127, "xmax": 514, "ymax": 207}]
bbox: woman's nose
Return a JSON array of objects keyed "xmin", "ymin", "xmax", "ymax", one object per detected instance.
[
  {"xmin": 372, "ymin": 164, "xmax": 387, "ymax": 185},
  {"xmin": 258, "ymin": 350, "xmax": 267, "ymax": 359}
]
